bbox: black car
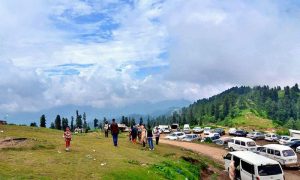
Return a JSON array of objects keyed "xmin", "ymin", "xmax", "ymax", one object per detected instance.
[
  {"xmin": 234, "ymin": 130, "xmax": 248, "ymax": 137},
  {"xmin": 287, "ymin": 140, "xmax": 300, "ymax": 150},
  {"xmin": 214, "ymin": 128, "xmax": 225, "ymax": 136}
]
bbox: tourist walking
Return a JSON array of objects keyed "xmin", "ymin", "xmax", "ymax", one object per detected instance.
[
  {"xmin": 110, "ymin": 119, "xmax": 119, "ymax": 147},
  {"xmin": 63, "ymin": 126, "xmax": 72, "ymax": 151},
  {"xmin": 141, "ymin": 125, "xmax": 147, "ymax": 147},
  {"xmin": 104, "ymin": 121, "xmax": 109, "ymax": 138},
  {"xmin": 154, "ymin": 127, "xmax": 160, "ymax": 145},
  {"xmin": 147, "ymin": 126, "xmax": 154, "ymax": 150}
]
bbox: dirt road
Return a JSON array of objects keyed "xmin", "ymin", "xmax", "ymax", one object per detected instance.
[{"xmin": 160, "ymin": 139, "xmax": 300, "ymax": 180}]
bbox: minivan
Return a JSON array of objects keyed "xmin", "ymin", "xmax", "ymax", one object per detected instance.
[
  {"xmin": 224, "ymin": 151, "xmax": 284, "ymax": 180},
  {"xmin": 256, "ymin": 144, "xmax": 298, "ymax": 167},
  {"xmin": 203, "ymin": 127, "xmax": 211, "ymax": 135},
  {"xmin": 228, "ymin": 137, "xmax": 257, "ymax": 152},
  {"xmin": 183, "ymin": 124, "xmax": 191, "ymax": 134}
]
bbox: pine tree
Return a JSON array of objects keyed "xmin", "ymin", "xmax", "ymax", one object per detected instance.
[
  {"xmin": 55, "ymin": 115, "xmax": 62, "ymax": 130},
  {"xmin": 76, "ymin": 110, "xmax": 82, "ymax": 128},
  {"xmin": 50, "ymin": 122, "xmax": 55, "ymax": 129},
  {"xmin": 139, "ymin": 117, "xmax": 143, "ymax": 125},
  {"xmin": 70, "ymin": 116, "xmax": 74, "ymax": 131},
  {"xmin": 40, "ymin": 114, "xmax": 46, "ymax": 127},
  {"xmin": 62, "ymin": 118, "xmax": 69, "ymax": 131},
  {"xmin": 83, "ymin": 112, "xmax": 87, "ymax": 131},
  {"xmin": 30, "ymin": 122, "xmax": 37, "ymax": 127},
  {"xmin": 94, "ymin": 118, "xmax": 99, "ymax": 128}
]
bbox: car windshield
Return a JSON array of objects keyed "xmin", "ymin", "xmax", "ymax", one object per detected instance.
[
  {"xmin": 204, "ymin": 127, "xmax": 210, "ymax": 130},
  {"xmin": 282, "ymin": 150, "xmax": 295, "ymax": 157},
  {"xmin": 247, "ymin": 142, "xmax": 256, "ymax": 146},
  {"xmin": 258, "ymin": 164, "xmax": 282, "ymax": 176},
  {"xmin": 185, "ymin": 135, "xmax": 193, "ymax": 139},
  {"xmin": 266, "ymin": 134, "xmax": 271, "ymax": 137},
  {"xmin": 282, "ymin": 137, "xmax": 290, "ymax": 140}
]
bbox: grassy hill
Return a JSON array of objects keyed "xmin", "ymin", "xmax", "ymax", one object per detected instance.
[{"xmin": 0, "ymin": 125, "xmax": 222, "ymax": 179}]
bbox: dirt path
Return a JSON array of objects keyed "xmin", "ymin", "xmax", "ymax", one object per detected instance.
[{"xmin": 160, "ymin": 139, "xmax": 300, "ymax": 180}]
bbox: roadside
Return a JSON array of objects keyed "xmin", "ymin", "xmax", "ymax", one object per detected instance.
[{"xmin": 160, "ymin": 139, "xmax": 300, "ymax": 180}]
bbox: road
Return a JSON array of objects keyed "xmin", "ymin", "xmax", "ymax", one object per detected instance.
[{"xmin": 160, "ymin": 139, "xmax": 300, "ymax": 180}]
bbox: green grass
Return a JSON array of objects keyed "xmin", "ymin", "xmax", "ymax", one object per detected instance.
[
  {"xmin": 0, "ymin": 125, "xmax": 220, "ymax": 179},
  {"xmin": 219, "ymin": 110, "xmax": 276, "ymax": 131}
]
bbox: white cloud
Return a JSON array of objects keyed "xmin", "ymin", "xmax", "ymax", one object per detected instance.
[{"xmin": 1, "ymin": 0, "xmax": 300, "ymax": 114}]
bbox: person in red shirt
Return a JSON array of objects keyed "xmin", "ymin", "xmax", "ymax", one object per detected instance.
[
  {"xmin": 63, "ymin": 126, "xmax": 72, "ymax": 151},
  {"xmin": 110, "ymin": 119, "xmax": 119, "ymax": 147}
]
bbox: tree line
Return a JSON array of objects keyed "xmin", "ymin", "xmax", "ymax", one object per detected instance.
[{"xmin": 154, "ymin": 84, "xmax": 300, "ymax": 130}]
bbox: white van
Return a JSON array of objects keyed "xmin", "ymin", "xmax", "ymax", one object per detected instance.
[
  {"xmin": 183, "ymin": 124, "xmax": 191, "ymax": 134},
  {"xmin": 257, "ymin": 144, "xmax": 298, "ymax": 167},
  {"xmin": 224, "ymin": 151, "xmax": 284, "ymax": 180},
  {"xmin": 228, "ymin": 137, "xmax": 257, "ymax": 152}
]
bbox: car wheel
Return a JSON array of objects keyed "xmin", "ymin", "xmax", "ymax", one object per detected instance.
[{"xmin": 229, "ymin": 147, "xmax": 234, "ymax": 152}]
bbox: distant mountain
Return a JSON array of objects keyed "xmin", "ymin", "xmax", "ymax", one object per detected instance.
[{"xmin": 4, "ymin": 99, "xmax": 190, "ymax": 126}]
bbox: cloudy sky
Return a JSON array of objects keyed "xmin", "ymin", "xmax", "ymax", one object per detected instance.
[{"xmin": 1, "ymin": 0, "xmax": 300, "ymax": 118}]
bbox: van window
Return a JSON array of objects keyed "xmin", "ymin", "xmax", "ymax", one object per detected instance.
[
  {"xmin": 274, "ymin": 150, "xmax": 281, "ymax": 156},
  {"xmin": 267, "ymin": 149, "xmax": 274, "ymax": 155},
  {"xmin": 283, "ymin": 150, "xmax": 295, "ymax": 157},
  {"xmin": 257, "ymin": 147, "xmax": 266, "ymax": 152},
  {"xmin": 258, "ymin": 164, "xmax": 282, "ymax": 176},
  {"xmin": 241, "ymin": 141, "xmax": 245, "ymax": 146},
  {"xmin": 241, "ymin": 160, "xmax": 254, "ymax": 174},
  {"xmin": 235, "ymin": 140, "xmax": 240, "ymax": 145},
  {"xmin": 247, "ymin": 142, "xmax": 256, "ymax": 147}
]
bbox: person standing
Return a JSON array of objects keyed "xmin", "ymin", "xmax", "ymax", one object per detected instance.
[
  {"xmin": 63, "ymin": 126, "xmax": 72, "ymax": 151},
  {"xmin": 141, "ymin": 125, "xmax": 147, "ymax": 147},
  {"xmin": 154, "ymin": 127, "xmax": 160, "ymax": 145},
  {"xmin": 147, "ymin": 126, "xmax": 154, "ymax": 150},
  {"xmin": 131, "ymin": 125, "xmax": 138, "ymax": 144},
  {"xmin": 110, "ymin": 119, "xmax": 119, "ymax": 147},
  {"xmin": 104, "ymin": 121, "xmax": 109, "ymax": 138}
]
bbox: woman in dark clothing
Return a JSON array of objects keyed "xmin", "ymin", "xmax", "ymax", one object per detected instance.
[
  {"xmin": 131, "ymin": 125, "xmax": 138, "ymax": 144},
  {"xmin": 147, "ymin": 127, "xmax": 154, "ymax": 150}
]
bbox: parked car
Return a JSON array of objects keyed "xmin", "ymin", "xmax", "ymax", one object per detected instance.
[
  {"xmin": 234, "ymin": 130, "xmax": 248, "ymax": 137},
  {"xmin": 228, "ymin": 137, "xmax": 257, "ymax": 152},
  {"xmin": 181, "ymin": 134, "xmax": 200, "ymax": 142},
  {"xmin": 286, "ymin": 140, "xmax": 300, "ymax": 150},
  {"xmin": 171, "ymin": 123, "xmax": 180, "ymax": 132},
  {"xmin": 279, "ymin": 137, "xmax": 300, "ymax": 145},
  {"xmin": 224, "ymin": 151, "xmax": 284, "ymax": 180},
  {"xmin": 162, "ymin": 128, "xmax": 171, "ymax": 133},
  {"xmin": 192, "ymin": 126, "xmax": 203, "ymax": 133},
  {"xmin": 246, "ymin": 131, "xmax": 265, "ymax": 140},
  {"xmin": 202, "ymin": 134, "xmax": 220, "ymax": 142},
  {"xmin": 265, "ymin": 133, "xmax": 280, "ymax": 142},
  {"xmin": 213, "ymin": 137, "xmax": 232, "ymax": 148},
  {"xmin": 228, "ymin": 128, "xmax": 237, "ymax": 136},
  {"xmin": 183, "ymin": 124, "xmax": 191, "ymax": 134},
  {"xmin": 214, "ymin": 128, "xmax": 225, "ymax": 136},
  {"xmin": 257, "ymin": 144, "xmax": 298, "ymax": 167},
  {"xmin": 158, "ymin": 125, "xmax": 170, "ymax": 133},
  {"xmin": 165, "ymin": 132, "xmax": 186, "ymax": 140},
  {"xmin": 203, "ymin": 127, "xmax": 211, "ymax": 135},
  {"xmin": 296, "ymin": 146, "xmax": 300, "ymax": 153},
  {"xmin": 277, "ymin": 135, "xmax": 290, "ymax": 143}
]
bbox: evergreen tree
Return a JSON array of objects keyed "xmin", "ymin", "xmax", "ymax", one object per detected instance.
[
  {"xmin": 94, "ymin": 118, "xmax": 99, "ymax": 128},
  {"xmin": 50, "ymin": 122, "xmax": 55, "ymax": 129},
  {"xmin": 70, "ymin": 116, "xmax": 74, "ymax": 131},
  {"xmin": 76, "ymin": 110, "xmax": 82, "ymax": 128},
  {"xmin": 40, "ymin": 114, "xmax": 46, "ymax": 128},
  {"xmin": 62, "ymin": 118, "xmax": 69, "ymax": 131},
  {"xmin": 83, "ymin": 112, "xmax": 87, "ymax": 130},
  {"xmin": 139, "ymin": 117, "xmax": 143, "ymax": 125},
  {"xmin": 30, "ymin": 122, "xmax": 37, "ymax": 127},
  {"xmin": 55, "ymin": 115, "xmax": 62, "ymax": 130}
]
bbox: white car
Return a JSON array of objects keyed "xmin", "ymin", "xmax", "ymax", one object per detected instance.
[
  {"xmin": 192, "ymin": 127, "xmax": 203, "ymax": 133},
  {"xmin": 279, "ymin": 137, "xmax": 300, "ymax": 145},
  {"xmin": 296, "ymin": 146, "xmax": 300, "ymax": 153},
  {"xmin": 165, "ymin": 132, "xmax": 186, "ymax": 140},
  {"xmin": 181, "ymin": 134, "xmax": 200, "ymax": 142},
  {"xmin": 228, "ymin": 128, "xmax": 236, "ymax": 135},
  {"xmin": 265, "ymin": 133, "xmax": 280, "ymax": 142},
  {"xmin": 203, "ymin": 127, "xmax": 211, "ymax": 135}
]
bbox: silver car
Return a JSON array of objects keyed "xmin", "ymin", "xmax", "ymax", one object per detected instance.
[
  {"xmin": 246, "ymin": 131, "xmax": 265, "ymax": 140},
  {"xmin": 181, "ymin": 134, "xmax": 200, "ymax": 142}
]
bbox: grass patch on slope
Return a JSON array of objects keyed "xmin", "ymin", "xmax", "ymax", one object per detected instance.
[{"xmin": 0, "ymin": 125, "xmax": 219, "ymax": 179}]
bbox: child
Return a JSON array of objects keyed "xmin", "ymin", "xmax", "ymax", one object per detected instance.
[{"xmin": 63, "ymin": 126, "xmax": 72, "ymax": 151}]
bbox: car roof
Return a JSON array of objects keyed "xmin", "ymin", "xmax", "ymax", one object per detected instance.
[
  {"xmin": 264, "ymin": 144, "xmax": 293, "ymax": 150},
  {"xmin": 232, "ymin": 137, "xmax": 254, "ymax": 142},
  {"xmin": 230, "ymin": 151, "xmax": 279, "ymax": 165}
]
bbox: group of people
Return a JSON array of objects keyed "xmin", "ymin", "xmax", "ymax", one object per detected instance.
[
  {"xmin": 129, "ymin": 124, "xmax": 160, "ymax": 150},
  {"xmin": 62, "ymin": 118, "xmax": 161, "ymax": 151}
]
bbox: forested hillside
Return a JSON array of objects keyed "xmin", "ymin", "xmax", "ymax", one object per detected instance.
[{"xmin": 154, "ymin": 84, "xmax": 300, "ymax": 130}]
